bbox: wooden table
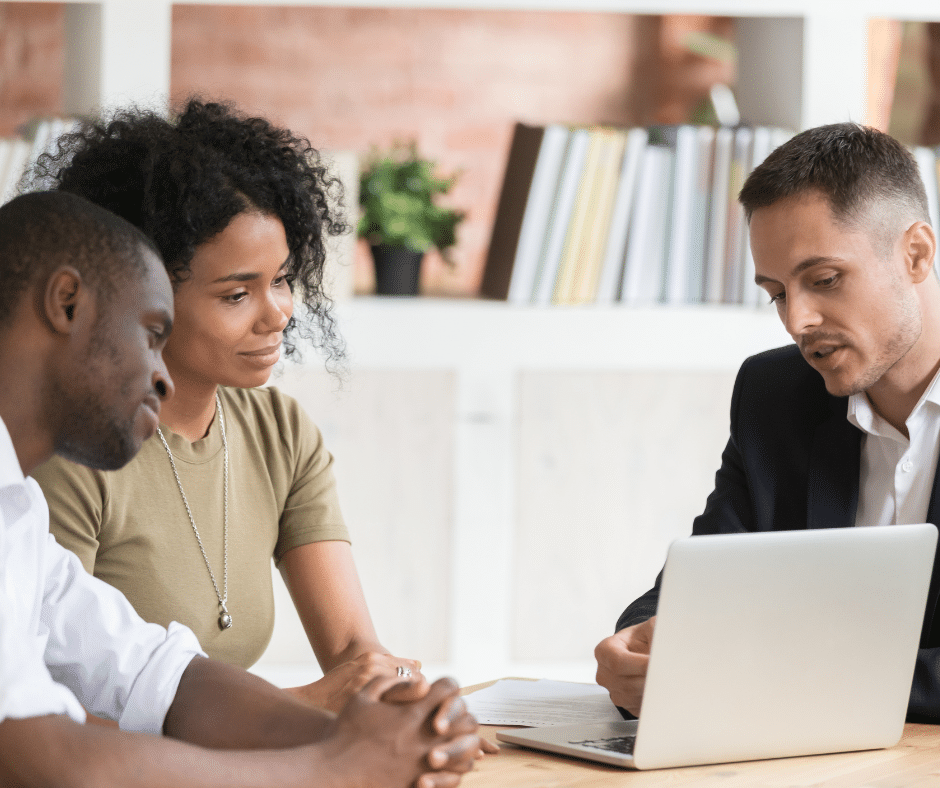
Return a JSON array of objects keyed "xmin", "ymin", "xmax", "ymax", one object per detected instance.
[{"xmin": 461, "ymin": 682, "xmax": 940, "ymax": 787}]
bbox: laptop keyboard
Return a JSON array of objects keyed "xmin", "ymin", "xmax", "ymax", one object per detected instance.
[{"xmin": 570, "ymin": 735, "xmax": 636, "ymax": 755}]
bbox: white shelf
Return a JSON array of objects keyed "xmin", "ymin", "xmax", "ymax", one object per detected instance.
[{"xmin": 327, "ymin": 298, "xmax": 792, "ymax": 372}]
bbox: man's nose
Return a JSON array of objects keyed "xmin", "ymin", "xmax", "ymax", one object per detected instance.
[{"xmin": 783, "ymin": 291, "xmax": 822, "ymax": 338}]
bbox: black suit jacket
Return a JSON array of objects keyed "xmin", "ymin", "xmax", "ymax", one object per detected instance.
[{"xmin": 615, "ymin": 344, "xmax": 940, "ymax": 723}]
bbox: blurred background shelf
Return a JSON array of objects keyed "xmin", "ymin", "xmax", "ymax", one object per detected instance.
[
  {"xmin": 260, "ymin": 298, "xmax": 790, "ymax": 685},
  {"xmin": 328, "ymin": 297, "xmax": 789, "ymax": 369}
]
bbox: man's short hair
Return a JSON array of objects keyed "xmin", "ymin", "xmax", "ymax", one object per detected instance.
[
  {"xmin": 739, "ymin": 123, "xmax": 929, "ymax": 242},
  {"xmin": 0, "ymin": 191, "xmax": 160, "ymax": 330}
]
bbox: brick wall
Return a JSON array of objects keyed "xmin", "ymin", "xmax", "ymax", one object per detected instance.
[
  {"xmin": 0, "ymin": 2, "xmax": 62, "ymax": 137},
  {"xmin": 0, "ymin": 4, "xmax": 732, "ymax": 296}
]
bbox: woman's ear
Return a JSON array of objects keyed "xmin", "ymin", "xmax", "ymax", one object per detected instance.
[{"xmin": 43, "ymin": 266, "xmax": 83, "ymax": 334}]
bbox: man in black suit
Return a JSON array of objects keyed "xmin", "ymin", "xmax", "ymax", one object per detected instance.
[{"xmin": 595, "ymin": 122, "xmax": 940, "ymax": 722}]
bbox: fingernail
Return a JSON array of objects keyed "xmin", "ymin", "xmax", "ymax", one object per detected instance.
[{"xmin": 428, "ymin": 749, "xmax": 447, "ymax": 769}]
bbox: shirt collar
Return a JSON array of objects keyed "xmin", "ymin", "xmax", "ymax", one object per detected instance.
[
  {"xmin": 0, "ymin": 415, "xmax": 25, "ymax": 488},
  {"xmin": 848, "ymin": 364, "xmax": 940, "ymax": 438}
]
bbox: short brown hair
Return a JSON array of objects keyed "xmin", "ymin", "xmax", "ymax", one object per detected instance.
[{"xmin": 739, "ymin": 123, "xmax": 928, "ymax": 232}]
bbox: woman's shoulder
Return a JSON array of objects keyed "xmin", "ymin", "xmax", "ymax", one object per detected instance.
[
  {"xmin": 219, "ymin": 385, "xmax": 322, "ymax": 457},
  {"xmin": 220, "ymin": 384, "xmax": 301, "ymax": 416}
]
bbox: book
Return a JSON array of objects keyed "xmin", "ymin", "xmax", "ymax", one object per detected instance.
[
  {"xmin": 663, "ymin": 125, "xmax": 700, "ymax": 305},
  {"xmin": 481, "ymin": 123, "xmax": 547, "ymax": 301},
  {"xmin": 621, "ymin": 143, "xmax": 674, "ymax": 304},
  {"xmin": 740, "ymin": 126, "xmax": 772, "ymax": 307},
  {"xmin": 572, "ymin": 129, "xmax": 629, "ymax": 304},
  {"xmin": 704, "ymin": 126, "xmax": 733, "ymax": 304},
  {"xmin": 687, "ymin": 125, "xmax": 716, "ymax": 303},
  {"xmin": 553, "ymin": 129, "xmax": 608, "ymax": 304},
  {"xmin": 506, "ymin": 124, "xmax": 570, "ymax": 304},
  {"xmin": 722, "ymin": 126, "xmax": 753, "ymax": 304},
  {"xmin": 483, "ymin": 121, "xmax": 796, "ymax": 308},
  {"xmin": 595, "ymin": 127, "xmax": 648, "ymax": 304},
  {"xmin": 533, "ymin": 128, "xmax": 590, "ymax": 305}
]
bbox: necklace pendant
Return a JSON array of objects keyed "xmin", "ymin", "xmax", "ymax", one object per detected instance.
[{"xmin": 219, "ymin": 607, "xmax": 233, "ymax": 630}]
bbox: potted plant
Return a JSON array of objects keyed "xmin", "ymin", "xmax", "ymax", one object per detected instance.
[{"xmin": 358, "ymin": 142, "xmax": 464, "ymax": 296}]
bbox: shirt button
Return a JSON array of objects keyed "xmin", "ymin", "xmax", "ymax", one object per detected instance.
[{"xmin": 902, "ymin": 460, "xmax": 914, "ymax": 473}]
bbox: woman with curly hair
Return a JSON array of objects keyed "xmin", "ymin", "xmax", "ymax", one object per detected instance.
[{"xmin": 29, "ymin": 98, "xmax": 424, "ymax": 714}]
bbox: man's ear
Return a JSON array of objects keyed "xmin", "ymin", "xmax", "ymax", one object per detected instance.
[
  {"xmin": 906, "ymin": 221, "xmax": 937, "ymax": 284},
  {"xmin": 43, "ymin": 266, "xmax": 85, "ymax": 334}
]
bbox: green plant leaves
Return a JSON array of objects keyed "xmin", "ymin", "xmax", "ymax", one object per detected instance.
[{"xmin": 358, "ymin": 142, "xmax": 464, "ymax": 262}]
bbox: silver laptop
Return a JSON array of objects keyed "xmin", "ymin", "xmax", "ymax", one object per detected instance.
[{"xmin": 497, "ymin": 523, "xmax": 937, "ymax": 770}]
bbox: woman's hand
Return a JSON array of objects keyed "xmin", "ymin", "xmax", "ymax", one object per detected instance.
[{"xmin": 288, "ymin": 652, "xmax": 426, "ymax": 712}]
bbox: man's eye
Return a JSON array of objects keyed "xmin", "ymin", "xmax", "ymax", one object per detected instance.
[{"xmin": 768, "ymin": 292, "xmax": 785, "ymax": 304}]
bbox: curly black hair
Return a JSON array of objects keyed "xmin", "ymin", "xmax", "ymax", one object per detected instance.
[{"xmin": 28, "ymin": 98, "xmax": 347, "ymax": 365}]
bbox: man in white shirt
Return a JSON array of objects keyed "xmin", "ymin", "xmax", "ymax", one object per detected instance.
[
  {"xmin": 0, "ymin": 191, "xmax": 481, "ymax": 787},
  {"xmin": 596, "ymin": 122, "xmax": 940, "ymax": 722}
]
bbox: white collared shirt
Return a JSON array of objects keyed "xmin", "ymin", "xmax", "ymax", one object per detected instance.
[
  {"xmin": 848, "ymin": 367, "xmax": 940, "ymax": 527},
  {"xmin": 0, "ymin": 415, "xmax": 205, "ymax": 732}
]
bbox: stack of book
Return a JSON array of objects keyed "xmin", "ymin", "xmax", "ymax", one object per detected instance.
[
  {"xmin": 0, "ymin": 118, "xmax": 80, "ymax": 205},
  {"xmin": 481, "ymin": 122, "xmax": 793, "ymax": 307}
]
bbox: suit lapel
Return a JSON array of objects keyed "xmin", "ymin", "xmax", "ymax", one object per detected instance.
[
  {"xmin": 807, "ymin": 396, "xmax": 861, "ymax": 530},
  {"xmin": 921, "ymin": 457, "xmax": 940, "ymax": 646},
  {"xmin": 926, "ymin": 462, "xmax": 940, "ymax": 525}
]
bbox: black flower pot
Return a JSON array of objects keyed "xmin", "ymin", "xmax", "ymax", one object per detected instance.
[{"xmin": 370, "ymin": 244, "xmax": 424, "ymax": 296}]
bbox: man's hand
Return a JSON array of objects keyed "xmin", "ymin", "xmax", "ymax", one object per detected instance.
[
  {"xmin": 322, "ymin": 675, "xmax": 481, "ymax": 788},
  {"xmin": 595, "ymin": 616, "xmax": 656, "ymax": 716},
  {"xmin": 289, "ymin": 652, "xmax": 427, "ymax": 712}
]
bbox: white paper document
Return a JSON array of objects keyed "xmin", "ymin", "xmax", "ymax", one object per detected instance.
[{"xmin": 465, "ymin": 679, "xmax": 624, "ymax": 727}]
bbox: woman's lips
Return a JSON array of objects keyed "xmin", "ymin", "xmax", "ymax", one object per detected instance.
[{"xmin": 240, "ymin": 344, "xmax": 281, "ymax": 367}]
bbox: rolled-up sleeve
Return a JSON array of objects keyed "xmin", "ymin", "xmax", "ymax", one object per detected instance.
[
  {"xmin": 0, "ymin": 570, "xmax": 87, "ymax": 724},
  {"xmin": 39, "ymin": 533, "xmax": 205, "ymax": 733},
  {"xmin": 0, "ymin": 482, "xmax": 87, "ymax": 725}
]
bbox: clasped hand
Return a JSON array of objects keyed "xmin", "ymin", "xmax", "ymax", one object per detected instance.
[{"xmin": 324, "ymin": 675, "xmax": 481, "ymax": 788}]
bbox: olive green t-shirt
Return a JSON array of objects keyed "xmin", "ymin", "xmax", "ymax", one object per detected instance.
[{"xmin": 32, "ymin": 385, "xmax": 350, "ymax": 668}]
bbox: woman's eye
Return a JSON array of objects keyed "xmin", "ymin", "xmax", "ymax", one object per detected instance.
[
  {"xmin": 225, "ymin": 291, "xmax": 248, "ymax": 303},
  {"xmin": 768, "ymin": 291, "xmax": 785, "ymax": 304}
]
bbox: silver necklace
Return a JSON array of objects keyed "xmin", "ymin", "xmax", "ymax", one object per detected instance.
[{"xmin": 156, "ymin": 392, "xmax": 232, "ymax": 631}]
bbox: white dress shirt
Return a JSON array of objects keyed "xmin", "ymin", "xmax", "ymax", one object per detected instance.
[
  {"xmin": 848, "ymin": 367, "xmax": 940, "ymax": 528},
  {"xmin": 0, "ymin": 415, "xmax": 205, "ymax": 732}
]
